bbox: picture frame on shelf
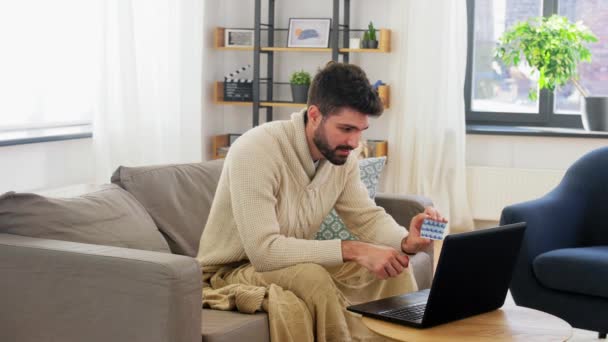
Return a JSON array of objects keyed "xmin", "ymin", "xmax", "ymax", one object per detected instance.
[
  {"xmin": 225, "ymin": 29, "xmax": 254, "ymax": 47},
  {"xmin": 228, "ymin": 133, "xmax": 241, "ymax": 145},
  {"xmin": 287, "ymin": 18, "xmax": 331, "ymax": 48}
]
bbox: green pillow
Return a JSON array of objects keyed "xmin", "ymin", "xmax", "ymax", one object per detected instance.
[{"xmin": 315, "ymin": 156, "xmax": 387, "ymax": 240}]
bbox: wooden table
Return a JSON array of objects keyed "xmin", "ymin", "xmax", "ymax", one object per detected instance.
[{"xmin": 362, "ymin": 305, "xmax": 572, "ymax": 341}]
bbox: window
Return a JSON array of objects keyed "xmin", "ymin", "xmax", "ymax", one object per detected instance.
[
  {"xmin": 0, "ymin": 1, "xmax": 100, "ymax": 136},
  {"xmin": 465, "ymin": 0, "xmax": 608, "ymax": 128}
]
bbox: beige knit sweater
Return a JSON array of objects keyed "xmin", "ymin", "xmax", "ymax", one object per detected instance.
[{"xmin": 197, "ymin": 110, "xmax": 408, "ymax": 272}]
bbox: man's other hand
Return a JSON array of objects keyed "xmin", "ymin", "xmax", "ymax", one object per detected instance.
[{"xmin": 342, "ymin": 240, "xmax": 409, "ymax": 280}]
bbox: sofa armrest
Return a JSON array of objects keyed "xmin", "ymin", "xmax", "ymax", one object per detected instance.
[
  {"xmin": 375, "ymin": 193, "xmax": 433, "ymax": 228},
  {"xmin": 375, "ymin": 193, "xmax": 434, "ymax": 289},
  {"xmin": 0, "ymin": 233, "xmax": 201, "ymax": 342}
]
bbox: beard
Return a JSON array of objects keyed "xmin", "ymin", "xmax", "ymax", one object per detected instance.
[{"xmin": 313, "ymin": 121, "xmax": 354, "ymax": 165}]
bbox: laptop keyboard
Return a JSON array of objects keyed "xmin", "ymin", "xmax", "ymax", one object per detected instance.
[{"xmin": 380, "ymin": 303, "xmax": 426, "ymax": 321}]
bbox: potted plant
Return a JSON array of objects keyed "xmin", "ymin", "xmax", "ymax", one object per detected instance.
[
  {"xmin": 362, "ymin": 31, "xmax": 370, "ymax": 49},
  {"xmin": 290, "ymin": 70, "xmax": 311, "ymax": 104},
  {"xmin": 367, "ymin": 21, "xmax": 379, "ymax": 49},
  {"xmin": 495, "ymin": 15, "xmax": 602, "ymax": 130}
]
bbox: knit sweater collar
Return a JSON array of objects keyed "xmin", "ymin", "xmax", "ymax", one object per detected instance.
[{"xmin": 290, "ymin": 109, "xmax": 325, "ymax": 181}]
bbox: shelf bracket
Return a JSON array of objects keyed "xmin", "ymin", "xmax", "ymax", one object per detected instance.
[
  {"xmin": 253, "ymin": 0, "xmax": 262, "ymax": 126},
  {"xmin": 343, "ymin": 0, "xmax": 350, "ymax": 63},
  {"xmin": 331, "ymin": 0, "xmax": 340, "ymax": 62}
]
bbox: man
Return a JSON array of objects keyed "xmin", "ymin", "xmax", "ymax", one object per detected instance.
[{"xmin": 198, "ymin": 62, "xmax": 446, "ymax": 341}]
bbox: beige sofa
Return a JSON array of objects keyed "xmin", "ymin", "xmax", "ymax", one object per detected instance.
[{"xmin": 0, "ymin": 159, "xmax": 434, "ymax": 342}]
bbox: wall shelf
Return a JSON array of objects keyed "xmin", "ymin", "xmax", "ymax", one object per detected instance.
[
  {"xmin": 213, "ymin": 0, "xmax": 392, "ymax": 128},
  {"xmin": 211, "ymin": 134, "xmax": 230, "ymax": 160},
  {"xmin": 213, "ymin": 81, "xmax": 389, "ymax": 109},
  {"xmin": 259, "ymin": 102, "xmax": 307, "ymax": 108},
  {"xmin": 215, "ymin": 46, "xmax": 254, "ymax": 51},
  {"xmin": 214, "ymin": 27, "xmax": 391, "ymax": 53},
  {"xmin": 213, "ymin": 82, "xmax": 306, "ymax": 108},
  {"xmin": 339, "ymin": 48, "xmax": 389, "ymax": 53}
]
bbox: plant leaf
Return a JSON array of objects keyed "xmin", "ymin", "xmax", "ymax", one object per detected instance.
[{"xmin": 495, "ymin": 14, "xmax": 598, "ymax": 96}]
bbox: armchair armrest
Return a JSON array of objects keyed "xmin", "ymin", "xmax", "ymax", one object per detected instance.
[
  {"xmin": 0, "ymin": 233, "xmax": 201, "ymax": 342},
  {"xmin": 500, "ymin": 192, "xmax": 587, "ymax": 261},
  {"xmin": 375, "ymin": 193, "xmax": 434, "ymax": 289},
  {"xmin": 500, "ymin": 192, "xmax": 587, "ymax": 306}
]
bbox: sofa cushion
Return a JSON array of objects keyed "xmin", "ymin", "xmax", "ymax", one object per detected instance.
[
  {"xmin": 533, "ymin": 246, "xmax": 608, "ymax": 299},
  {"xmin": 112, "ymin": 160, "xmax": 224, "ymax": 256},
  {"xmin": 202, "ymin": 309, "xmax": 269, "ymax": 342},
  {"xmin": 315, "ymin": 157, "xmax": 387, "ymax": 240},
  {"xmin": 0, "ymin": 185, "xmax": 170, "ymax": 253}
]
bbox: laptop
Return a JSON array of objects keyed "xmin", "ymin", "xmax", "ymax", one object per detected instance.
[{"xmin": 347, "ymin": 222, "xmax": 526, "ymax": 328}]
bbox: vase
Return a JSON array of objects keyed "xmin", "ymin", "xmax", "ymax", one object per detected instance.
[
  {"xmin": 582, "ymin": 96, "xmax": 608, "ymax": 131},
  {"xmin": 291, "ymin": 84, "xmax": 309, "ymax": 104},
  {"xmin": 368, "ymin": 40, "xmax": 379, "ymax": 49}
]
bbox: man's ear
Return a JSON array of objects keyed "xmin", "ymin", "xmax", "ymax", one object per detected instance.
[{"xmin": 307, "ymin": 105, "xmax": 322, "ymax": 126}]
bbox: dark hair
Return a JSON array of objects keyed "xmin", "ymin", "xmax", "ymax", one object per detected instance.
[{"xmin": 307, "ymin": 62, "xmax": 383, "ymax": 118}]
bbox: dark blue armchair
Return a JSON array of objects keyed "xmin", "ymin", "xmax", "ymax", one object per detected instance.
[{"xmin": 500, "ymin": 146, "xmax": 608, "ymax": 339}]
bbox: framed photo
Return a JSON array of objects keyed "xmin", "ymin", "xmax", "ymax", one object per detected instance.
[
  {"xmin": 225, "ymin": 29, "xmax": 254, "ymax": 47},
  {"xmin": 228, "ymin": 133, "xmax": 241, "ymax": 146},
  {"xmin": 287, "ymin": 18, "xmax": 331, "ymax": 48}
]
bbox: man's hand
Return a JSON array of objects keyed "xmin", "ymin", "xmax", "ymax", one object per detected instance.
[
  {"xmin": 342, "ymin": 240, "xmax": 409, "ymax": 280},
  {"xmin": 401, "ymin": 206, "xmax": 447, "ymax": 254}
]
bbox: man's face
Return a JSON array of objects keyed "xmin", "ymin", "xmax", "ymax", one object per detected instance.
[{"xmin": 313, "ymin": 108, "xmax": 369, "ymax": 165}]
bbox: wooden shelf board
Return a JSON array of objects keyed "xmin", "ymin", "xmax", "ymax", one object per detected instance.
[
  {"xmin": 261, "ymin": 102, "xmax": 306, "ymax": 108},
  {"xmin": 215, "ymin": 47, "xmax": 254, "ymax": 51},
  {"xmin": 214, "ymin": 100, "xmax": 252, "ymax": 106},
  {"xmin": 215, "ymin": 46, "xmax": 389, "ymax": 53},
  {"xmin": 261, "ymin": 47, "xmax": 332, "ymax": 52},
  {"xmin": 214, "ymin": 100, "xmax": 305, "ymax": 108},
  {"xmin": 339, "ymin": 48, "xmax": 390, "ymax": 53}
]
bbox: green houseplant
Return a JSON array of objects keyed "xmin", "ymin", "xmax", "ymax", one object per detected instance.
[
  {"xmin": 362, "ymin": 31, "xmax": 370, "ymax": 49},
  {"xmin": 365, "ymin": 21, "xmax": 378, "ymax": 49},
  {"xmin": 495, "ymin": 15, "xmax": 604, "ymax": 130},
  {"xmin": 289, "ymin": 70, "xmax": 311, "ymax": 104}
]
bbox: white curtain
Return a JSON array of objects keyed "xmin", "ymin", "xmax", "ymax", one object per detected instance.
[
  {"xmin": 0, "ymin": 1, "xmax": 99, "ymax": 130},
  {"xmin": 94, "ymin": 0, "xmax": 204, "ymax": 182},
  {"xmin": 384, "ymin": 0, "xmax": 474, "ymax": 232}
]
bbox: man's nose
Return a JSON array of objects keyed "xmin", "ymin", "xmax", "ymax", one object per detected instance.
[{"xmin": 346, "ymin": 134, "xmax": 360, "ymax": 148}]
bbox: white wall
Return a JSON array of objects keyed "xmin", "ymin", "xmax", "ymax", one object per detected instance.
[
  {"xmin": 0, "ymin": 139, "xmax": 94, "ymax": 193},
  {"xmin": 467, "ymin": 134, "xmax": 608, "ymax": 169},
  {"xmin": 466, "ymin": 134, "xmax": 608, "ymax": 220}
]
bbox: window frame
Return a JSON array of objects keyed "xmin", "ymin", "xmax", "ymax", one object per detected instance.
[
  {"xmin": 0, "ymin": 122, "xmax": 93, "ymax": 147},
  {"xmin": 464, "ymin": 0, "xmax": 585, "ymax": 129}
]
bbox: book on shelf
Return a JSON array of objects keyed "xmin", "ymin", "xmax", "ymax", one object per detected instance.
[{"xmin": 217, "ymin": 146, "xmax": 231, "ymax": 158}]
